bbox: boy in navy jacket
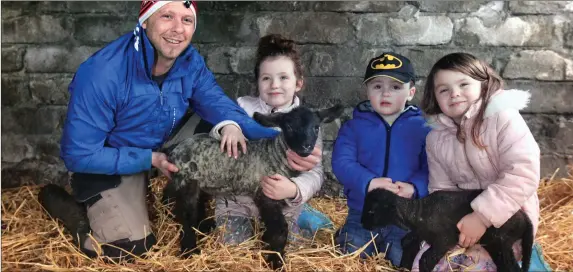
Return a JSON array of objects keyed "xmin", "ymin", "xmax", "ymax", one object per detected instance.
[{"xmin": 332, "ymin": 52, "xmax": 430, "ymax": 267}]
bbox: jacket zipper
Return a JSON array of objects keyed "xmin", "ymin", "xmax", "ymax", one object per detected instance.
[
  {"xmin": 168, "ymin": 108, "xmax": 176, "ymax": 136},
  {"xmin": 382, "ymin": 123, "xmax": 392, "ymax": 177},
  {"xmin": 378, "ymin": 107, "xmax": 413, "ymax": 178},
  {"xmin": 152, "ymin": 78, "xmax": 175, "ymax": 139}
]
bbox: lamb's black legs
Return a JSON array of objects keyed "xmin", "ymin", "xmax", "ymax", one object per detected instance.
[
  {"xmin": 418, "ymin": 243, "xmax": 451, "ymax": 272},
  {"xmin": 37, "ymin": 184, "xmax": 92, "ymax": 251},
  {"xmin": 483, "ymin": 242, "xmax": 522, "ymax": 272},
  {"xmin": 254, "ymin": 189, "xmax": 288, "ymax": 270},
  {"xmin": 400, "ymin": 232, "xmax": 422, "ymax": 269},
  {"xmin": 174, "ymin": 178, "xmax": 202, "ymax": 258}
]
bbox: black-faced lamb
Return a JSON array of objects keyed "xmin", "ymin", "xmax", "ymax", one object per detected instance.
[
  {"xmin": 361, "ymin": 188, "xmax": 534, "ymax": 272},
  {"xmin": 165, "ymin": 104, "xmax": 344, "ymax": 269}
]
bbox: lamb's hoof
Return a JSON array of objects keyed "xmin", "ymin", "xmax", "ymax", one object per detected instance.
[
  {"xmin": 198, "ymin": 218, "xmax": 216, "ymax": 234},
  {"xmin": 264, "ymin": 253, "xmax": 284, "ymax": 270}
]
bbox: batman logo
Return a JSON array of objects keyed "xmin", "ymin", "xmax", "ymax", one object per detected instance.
[{"xmin": 371, "ymin": 54, "xmax": 403, "ymax": 70}]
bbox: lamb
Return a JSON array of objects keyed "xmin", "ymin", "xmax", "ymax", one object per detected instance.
[
  {"xmin": 361, "ymin": 188, "xmax": 534, "ymax": 272},
  {"xmin": 165, "ymin": 104, "xmax": 344, "ymax": 269}
]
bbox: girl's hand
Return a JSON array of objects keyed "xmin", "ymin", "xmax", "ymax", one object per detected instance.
[
  {"xmin": 261, "ymin": 174, "xmax": 298, "ymax": 200},
  {"xmin": 152, "ymin": 152, "xmax": 179, "ymax": 179},
  {"xmin": 368, "ymin": 177, "xmax": 399, "ymax": 194},
  {"xmin": 395, "ymin": 181, "xmax": 415, "ymax": 199},
  {"xmin": 286, "ymin": 147, "xmax": 321, "ymax": 171},
  {"xmin": 457, "ymin": 212, "xmax": 488, "ymax": 248},
  {"xmin": 220, "ymin": 124, "xmax": 247, "ymax": 159}
]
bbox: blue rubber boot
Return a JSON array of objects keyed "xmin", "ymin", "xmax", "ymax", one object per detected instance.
[
  {"xmin": 521, "ymin": 243, "xmax": 552, "ymax": 272},
  {"xmin": 297, "ymin": 203, "xmax": 335, "ymax": 234}
]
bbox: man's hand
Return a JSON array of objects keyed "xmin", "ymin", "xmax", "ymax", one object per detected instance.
[
  {"xmin": 261, "ymin": 174, "xmax": 298, "ymax": 200},
  {"xmin": 395, "ymin": 181, "xmax": 415, "ymax": 199},
  {"xmin": 457, "ymin": 212, "xmax": 488, "ymax": 248},
  {"xmin": 220, "ymin": 124, "xmax": 247, "ymax": 159},
  {"xmin": 368, "ymin": 177, "xmax": 399, "ymax": 194},
  {"xmin": 286, "ymin": 147, "xmax": 321, "ymax": 171},
  {"xmin": 152, "ymin": 152, "xmax": 179, "ymax": 179}
]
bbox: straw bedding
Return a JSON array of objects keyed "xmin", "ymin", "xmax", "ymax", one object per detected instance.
[{"xmin": 2, "ymin": 170, "xmax": 572, "ymax": 271}]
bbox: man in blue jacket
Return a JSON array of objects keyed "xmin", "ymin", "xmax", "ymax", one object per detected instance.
[
  {"xmin": 331, "ymin": 52, "xmax": 431, "ymax": 267},
  {"xmin": 40, "ymin": 1, "xmax": 321, "ymax": 261}
]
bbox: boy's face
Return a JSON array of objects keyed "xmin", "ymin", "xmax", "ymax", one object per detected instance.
[{"xmin": 365, "ymin": 77, "xmax": 415, "ymax": 116}]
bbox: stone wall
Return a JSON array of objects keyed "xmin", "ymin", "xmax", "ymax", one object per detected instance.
[{"xmin": 2, "ymin": 1, "xmax": 572, "ymax": 194}]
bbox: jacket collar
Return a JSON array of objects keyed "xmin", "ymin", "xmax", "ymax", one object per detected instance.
[
  {"xmin": 426, "ymin": 89, "xmax": 532, "ymax": 130},
  {"xmin": 353, "ymin": 100, "xmax": 421, "ymax": 124},
  {"xmin": 257, "ymin": 95, "xmax": 301, "ymax": 114},
  {"xmin": 132, "ymin": 23, "xmax": 196, "ymax": 81}
]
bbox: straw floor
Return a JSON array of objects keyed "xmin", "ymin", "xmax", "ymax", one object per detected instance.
[{"xmin": 2, "ymin": 170, "xmax": 572, "ymax": 271}]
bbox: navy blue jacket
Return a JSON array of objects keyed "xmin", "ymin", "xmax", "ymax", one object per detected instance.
[{"xmin": 332, "ymin": 101, "xmax": 431, "ymax": 212}]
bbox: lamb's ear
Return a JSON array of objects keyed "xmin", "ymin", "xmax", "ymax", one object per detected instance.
[
  {"xmin": 253, "ymin": 112, "xmax": 283, "ymax": 127},
  {"xmin": 316, "ymin": 104, "xmax": 345, "ymax": 123}
]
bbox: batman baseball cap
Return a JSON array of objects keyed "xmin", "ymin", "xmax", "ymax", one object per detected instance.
[{"xmin": 363, "ymin": 52, "xmax": 416, "ymax": 84}]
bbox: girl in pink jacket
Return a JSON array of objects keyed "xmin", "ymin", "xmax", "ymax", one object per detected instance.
[
  {"xmin": 411, "ymin": 52, "xmax": 541, "ymax": 271},
  {"xmin": 208, "ymin": 34, "xmax": 331, "ymax": 245}
]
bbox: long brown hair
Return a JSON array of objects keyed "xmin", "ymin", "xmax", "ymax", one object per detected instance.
[{"xmin": 421, "ymin": 53, "xmax": 504, "ymax": 149}]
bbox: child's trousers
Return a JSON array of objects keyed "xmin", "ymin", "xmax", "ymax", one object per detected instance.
[{"xmin": 335, "ymin": 208, "xmax": 407, "ymax": 266}]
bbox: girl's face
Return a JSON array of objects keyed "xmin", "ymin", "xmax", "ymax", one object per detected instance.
[
  {"xmin": 258, "ymin": 56, "xmax": 303, "ymax": 109},
  {"xmin": 433, "ymin": 69, "xmax": 482, "ymax": 123}
]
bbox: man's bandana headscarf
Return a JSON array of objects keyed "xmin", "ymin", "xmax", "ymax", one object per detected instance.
[{"xmin": 138, "ymin": 1, "xmax": 198, "ymax": 30}]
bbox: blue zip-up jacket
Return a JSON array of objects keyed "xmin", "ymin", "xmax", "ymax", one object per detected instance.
[
  {"xmin": 60, "ymin": 24, "xmax": 279, "ymax": 176},
  {"xmin": 332, "ymin": 101, "xmax": 431, "ymax": 213}
]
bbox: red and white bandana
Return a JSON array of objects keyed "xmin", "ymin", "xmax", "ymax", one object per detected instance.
[{"xmin": 138, "ymin": 1, "xmax": 198, "ymax": 29}]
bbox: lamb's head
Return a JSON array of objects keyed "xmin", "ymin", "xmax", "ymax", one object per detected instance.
[
  {"xmin": 254, "ymin": 104, "xmax": 344, "ymax": 157},
  {"xmin": 361, "ymin": 188, "xmax": 399, "ymax": 230}
]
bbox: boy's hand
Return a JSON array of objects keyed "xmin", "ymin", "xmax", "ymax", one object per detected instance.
[
  {"xmin": 220, "ymin": 124, "xmax": 247, "ymax": 159},
  {"xmin": 261, "ymin": 174, "xmax": 297, "ymax": 200},
  {"xmin": 457, "ymin": 212, "xmax": 487, "ymax": 248},
  {"xmin": 395, "ymin": 181, "xmax": 415, "ymax": 199},
  {"xmin": 368, "ymin": 177, "xmax": 399, "ymax": 194},
  {"xmin": 286, "ymin": 147, "xmax": 321, "ymax": 171}
]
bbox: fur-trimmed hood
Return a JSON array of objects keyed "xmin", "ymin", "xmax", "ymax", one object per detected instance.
[{"xmin": 426, "ymin": 89, "xmax": 531, "ymax": 130}]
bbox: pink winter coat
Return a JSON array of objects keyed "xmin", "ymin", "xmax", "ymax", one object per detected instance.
[
  {"xmin": 425, "ymin": 89, "xmax": 541, "ymax": 236},
  {"xmin": 209, "ymin": 96, "xmax": 324, "ymax": 220}
]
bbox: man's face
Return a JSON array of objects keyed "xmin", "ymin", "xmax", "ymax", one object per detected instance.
[{"xmin": 142, "ymin": 2, "xmax": 195, "ymax": 62}]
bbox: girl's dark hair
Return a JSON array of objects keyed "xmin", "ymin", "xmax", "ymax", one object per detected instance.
[
  {"xmin": 254, "ymin": 34, "xmax": 303, "ymax": 81},
  {"xmin": 421, "ymin": 52, "xmax": 504, "ymax": 149}
]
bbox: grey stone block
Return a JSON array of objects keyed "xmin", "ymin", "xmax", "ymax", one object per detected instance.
[
  {"xmin": 29, "ymin": 74, "xmax": 73, "ymax": 105},
  {"xmin": 418, "ymin": 0, "xmax": 490, "ymax": 12},
  {"xmin": 73, "ymin": 16, "xmax": 135, "ymax": 44},
  {"xmin": 509, "ymin": 1, "xmax": 573, "ymax": 15},
  {"xmin": 506, "ymin": 80, "xmax": 573, "ymax": 113},
  {"xmin": 389, "ymin": 16, "xmax": 453, "ymax": 45},
  {"xmin": 2, "ymin": 106, "xmax": 67, "ymax": 135},
  {"xmin": 1, "ymin": 76, "xmax": 30, "ymax": 107},
  {"xmin": 1, "ymin": 46, "xmax": 25, "ymax": 72},
  {"xmin": 524, "ymin": 114, "xmax": 573, "ymax": 156},
  {"xmin": 2, "ymin": 15, "xmax": 71, "ymax": 44},
  {"xmin": 255, "ymin": 13, "xmax": 353, "ymax": 44},
  {"xmin": 24, "ymin": 46, "xmax": 100, "ymax": 73},
  {"xmin": 503, "ymin": 50, "xmax": 573, "ymax": 81},
  {"xmin": 312, "ymin": 1, "xmax": 406, "ymax": 12},
  {"xmin": 455, "ymin": 16, "xmax": 556, "ymax": 47}
]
